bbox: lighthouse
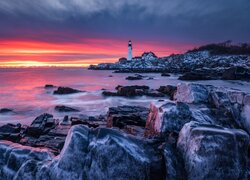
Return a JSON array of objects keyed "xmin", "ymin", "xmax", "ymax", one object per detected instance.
[{"xmin": 127, "ymin": 40, "xmax": 133, "ymax": 60}]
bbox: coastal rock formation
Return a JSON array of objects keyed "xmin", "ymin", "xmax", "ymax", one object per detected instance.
[
  {"xmin": 174, "ymin": 83, "xmax": 209, "ymax": 103},
  {"xmin": 0, "ymin": 108, "xmax": 13, "ymax": 113},
  {"xmin": 157, "ymin": 85, "xmax": 177, "ymax": 100},
  {"xmin": 178, "ymin": 72, "xmax": 214, "ymax": 80},
  {"xmin": 103, "ymin": 85, "xmax": 165, "ymax": 97},
  {"xmin": 177, "ymin": 121, "xmax": 250, "ymax": 179},
  {"xmin": 145, "ymin": 102, "xmax": 195, "ymax": 136},
  {"xmin": 222, "ymin": 66, "xmax": 250, "ymax": 80},
  {"xmin": 0, "ymin": 140, "xmax": 54, "ymax": 179},
  {"xmin": 125, "ymin": 74, "xmax": 144, "ymax": 80},
  {"xmin": 0, "ymin": 125, "xmax": 164, "ymax": 179},
  {"xmin": 44, "ymin": 84, "xmax": 55, "ymax": 88},
  {"xmin": 53, "ymin": 87, "xmax": 82, "ymax": 95},
  {"xmin": 55, "ymin": 105, "xmax": 79, "ymax": 112},
  {"xmin": 26, "ymin": 113, "xmax": 57, "ymax": 137},
  {"xmin": 107, "ymin": 105, "xmax": 149, "ymax": 128}
]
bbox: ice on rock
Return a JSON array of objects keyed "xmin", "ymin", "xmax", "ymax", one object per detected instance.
[
  {"xmin": 177, "ymin": 121, "xmax": 250, "ymax": 180},
  {"xmin": 174, "ymin": 83, "xmax": 209, "ymax": 104}
]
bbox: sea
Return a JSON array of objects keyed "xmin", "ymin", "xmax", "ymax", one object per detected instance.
[{"xmin": 1, "ymin": 67, "xmax": 250, "ymax": 125}]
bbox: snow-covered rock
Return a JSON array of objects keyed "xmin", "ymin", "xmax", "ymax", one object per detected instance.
[
  {"xmin": 177, "ymin": 121, "xmax": 250, "ymax": 180},
  {"xmin": 174, "ymin": 83, "xmax": 209, "ymax": 103}
]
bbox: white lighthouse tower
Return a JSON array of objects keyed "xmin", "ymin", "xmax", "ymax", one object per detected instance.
[{"xmin": 127, "ymin": 40, "xmax": 133, "ymax": 60}]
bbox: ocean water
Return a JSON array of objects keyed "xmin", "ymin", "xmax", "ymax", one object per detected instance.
[{"xmin": 0, "ymin": 67, "xmax": 250, "ymax": 125}]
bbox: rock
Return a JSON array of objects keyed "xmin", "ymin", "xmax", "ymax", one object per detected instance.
[
  {"xmin": 157, "ymin": 85, "xmax": 177, "ymax": 100},
  {"xmin": 178, "ymin": 72, "xmax": 213, "ymax": 80},
  {"xmin": 0, "ymin": 124, "xmax": 22, "ymax": 142},
  {"xmin": 161, "ymin": 73, "xmax": 170, "ymax": 76},
  {"xmin": 11, "ymin": 125, "xmax": 165, "ymax": 179},
  {"xmin": 174, "ymin": 83, "xmax": 209, "ymax": 103},
  {"xmin": 241, "ymin": 95, "xmax": 250, "ymax": 134},
  {"xmin": 55, "ymin": 105, "xmax": 79, "ymax": 112},
  {"xmin": 222, "ymin": 66, "xmax": 250, "ymax": 80},
  {"xmin": 60, "ymin": 115, "xmax": 71, "ymax": 125},
  {"xmin": 177, "ymin": 121, "xmax": 250, "ymax": 179},
  {"xmin": 103, "ymin": 85, "xmax": 164, "ymax": 97},
  {"xmin": 125, "ymin": 75, "xmax": 143, "ymax": 80},
  {"xmin": 163, "ymin": 143, "xmax": 186, "ymax": 180},
  {"xmin": 107, "ymin": 106, "xmax": 149, "ymax": 128},
  {"xmin": 145, "ymin": 102, "xmax": 195, "ymax": 136},
  {"xmin": 209, "ymin": 89, "xmax": 243, "ymax": 128},
  {"xmin": 0, "ymin": 123, "xmax": 21, "ymax": 134},
  {"xmin": 116, "ymin": 85, "xmax": 149, "ymax": 97},
  {"xmin": 0, "ymin": 108, "xmax": 13, "ymax": 113},
  {"xmin": 26, "ymin": 113, "xmax": 56, "ymax": 137},
  {"xmin": 0, "ymin": 140, "xmax": 53, "ymax": 179},
  {"xmin": 44, "ymin": 84, "xmax": 55, "ymax": 88},
  {"xmin": 53, "ymin": 87, "xmax": 82, "ymax": 95}
]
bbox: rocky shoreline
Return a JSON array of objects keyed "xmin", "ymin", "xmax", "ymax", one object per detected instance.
[
  {"xmin": 89, "ymin": 48, "xmax": 250, "ymax": 81},
  {"xmin": 0, "ymin": 82, "xmax": 250, "ymax": 179}
]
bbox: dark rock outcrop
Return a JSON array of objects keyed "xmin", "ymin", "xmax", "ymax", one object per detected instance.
[
  {"xmin": 125, "ymin": 75, "xmax": 143, "ymax": 80},
  {"xmin": 26, "ymin": 113, "xmax": 57, "ymax": 137},
  {"xmin": 103, "ymin": 85, "xmax": 165, "ymax": 97},
  {"xmin": 44, "ymin": 84, "xmax": 55, "ymax": 88},
  {"xmin": 222, "ymin": 66, "xmax": 250, "ymax": 80},
  {"xmin": 55, "ymin": 105, "xmax": 79, "ymax": 112},
  {"xmin": 157, "ymin": 85, "xmax": 177, "ymax": 100},
  {"xmin": 161, "ymin": 73, "xmax": 170, "ymax": 76},
  {"xmin": 178, "ymin": 72, "xmax": 213, "ymax": 80},
  {"xmin": 107, "ymin": 106, "xmax": 149, "ymax": 128},
  {"xmin": 177, "ymin": 121, "xmax": 250, "ymax": 179},
  {"xmin": 0, "ymin": 124, "xmax": 22, "ymax": 142},
  {"xmin": 0, "ymin": 108, "xmax": 13, "ymax": 113},
  {"xmin": 53, "ymin": 87, "xmax": 82, "ymax": 95}
]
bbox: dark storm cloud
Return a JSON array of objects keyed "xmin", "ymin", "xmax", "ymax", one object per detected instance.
[{"xmin": 0, "ymin": 0, "xmax": 250, "ymax": 45}]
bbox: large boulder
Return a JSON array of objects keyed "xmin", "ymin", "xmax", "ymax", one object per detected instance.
[
  {"xmin": 0, "ymin": 140, "xmax": 53, "ymax": 179},
  {"xmin": 174, "ymin": 83, "xmax": 209, "ymax": 103},
  {"xmin": 145, "ymin": 102, "xmax": 195, "ymax": 136},
  {"xmin": 107, "ymin": 105, "xmax": 149, "ymax": 128},
  {"xmin": 177, "ymin": 121, "xmax": 250, "ymax": 180}
]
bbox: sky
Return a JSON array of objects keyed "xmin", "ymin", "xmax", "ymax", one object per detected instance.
[{"xmin": 0, "ymin": 0, "xmax": 249, "ymax": 67}]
